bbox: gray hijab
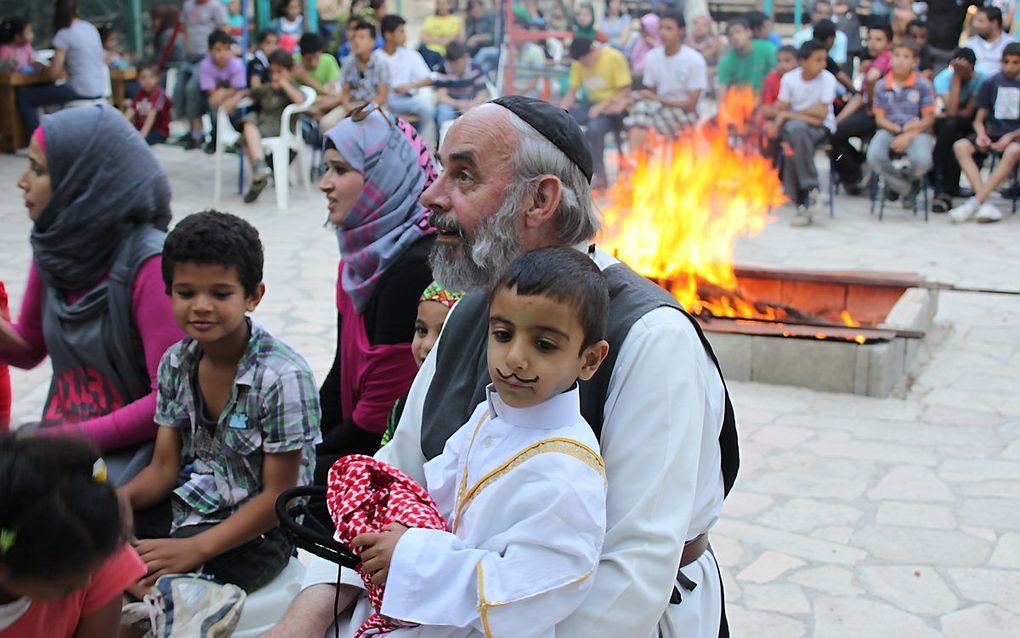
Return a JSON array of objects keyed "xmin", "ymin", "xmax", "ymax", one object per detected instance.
[{"xmin": 30, "ymin": 104, "xmax": 172, "ymax": 292}]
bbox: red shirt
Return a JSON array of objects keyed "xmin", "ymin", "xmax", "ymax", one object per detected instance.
[
  {"xmin": 131, "ymin": 86, "xmax": 172, "ymax": 137},
  {"xmin": 762, "ymin": 70, "xmax": 782, "ymax": 105},
  {"xmin": 0, "ymin": 544, "xmax": 145, "ymax": 638}
]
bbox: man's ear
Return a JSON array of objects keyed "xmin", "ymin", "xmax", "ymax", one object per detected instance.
[
  {"xmin": 521, "ymin": 174, "xmax": 562, "ymax": 231},
  {"xmin": 246, "ymin": 281, "xmax": 267, "ymax": 312},
  {"xmin": 577, "ymin": 339, "xmax": 610, "ymax": 381}
]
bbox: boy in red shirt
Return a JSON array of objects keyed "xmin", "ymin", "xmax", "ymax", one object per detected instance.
[
  {"xmin": 762, "ymin": 45, "xmax": 799, "ymax": 109},
  {"xmin": 125, "ymin": 64, "xmax": 173, "ymax": 145}
]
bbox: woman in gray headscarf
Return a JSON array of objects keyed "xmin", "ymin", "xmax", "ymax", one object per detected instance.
[{"xmin": 0, "ymin": 104, "xmax": 183, "ymax": 487}]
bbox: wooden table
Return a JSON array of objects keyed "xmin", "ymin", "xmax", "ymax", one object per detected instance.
[
  {"xmin": 110, "ymin": 67, "xmax": 137, "ymax": 110},
  {"xmin": 0, "ymin": 72, "xmax": 53, "ymax": 153}
]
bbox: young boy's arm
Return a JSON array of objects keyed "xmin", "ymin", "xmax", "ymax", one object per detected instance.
[
  {"xmin": 119, "ymin": 426, "xmax": 182, "ymax": 513},
  {"xmin": 340, "ymin": 81, "xmax": 353, "ymax": 111},
  {"xmin": 138, "ymin": 108, "xmax": 158, "ymax": 139},
  {"xmin": 373, "ymin": 82, "xmax": 389, "ymax": 107}
]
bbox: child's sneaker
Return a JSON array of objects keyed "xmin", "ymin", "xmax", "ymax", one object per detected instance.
[
  {"xmin": 975, "ymin": 202, "xmax": 1003, "ymax": 223},
  {"xmin": 145, "ymin": 574, "xmax": 246, "ymax": 637},
  {"xmin": 244, "ymin": 162, "xmax": 271, "ymax": 204},
  {"xmin": 790, "ymin": 204, "xmax": 813, "ymax": 227},
  {"xmin": 948, "ymin": 197, "xmax": 980, "ymax": 223}
]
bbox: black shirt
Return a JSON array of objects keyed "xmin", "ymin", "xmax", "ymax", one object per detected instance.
[{"xmin": 927, "ymin": 0, "xmax": 980, "ymax": 50}]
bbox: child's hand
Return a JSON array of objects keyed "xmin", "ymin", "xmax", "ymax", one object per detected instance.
[
  {"xmin": 132, "ymin": 537, "xmax": 206, "ymax": 586},
  {"xmin": 351, "ymin": 522, "xmax": 408, "ymax": 586},
  {"xmin": 991, "ymin": 136, "xmax": 1012, "ymax": 153},
  {"xmin": 976, "ymin": 133, "xmax": 992, "ymax": 152}
]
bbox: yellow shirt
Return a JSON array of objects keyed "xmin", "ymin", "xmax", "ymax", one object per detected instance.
[
  {"xmin": 422, "ymin": 14, "xmax": 463, "ymax": 56},
  {"xmin": 568, "ymin": 46, "xmax": 631, "ymax": 104}
]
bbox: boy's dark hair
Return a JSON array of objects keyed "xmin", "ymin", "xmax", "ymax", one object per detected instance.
[
  {"xmin": 490, "ymin": 247, "xmax": 609, "ymax": 351},
  {"xmin": 445, "ymin": 39, "xmax": 468, "ymax": 61},
  {"xmin": 569, "ymin": 36, "xmax": 594, "ymax": 60},
  {"xmin": 952, "ymin": 47, "xmax": 977, "ymax": 66},
  {"xmin": 743, "ymin": 10, "xmax": 767, "ymax": 31},
  {"xmin": 777, "ymin": 44, "xmax": 799, "ymax": 58},
  {"xmin": 208, "ymin": 29, "xmax": 234, "ymax": 49},
  {"xmin": 1004, "ymin": 41, "xmax": 1020, "ymax": 59},
  {"xmin": 892, "ymin": 39, "xmax": 920, "ymax": 58},
  {"xmin": 349, "ymin": 16, "xmax": 377, "ymax": 39},
  {"xmin": 162, "ymin": 210, "xmax": 264, "ymax": 297},
  {"xmin": 137, "ymin": 61, "xmax": 160, "ymax": 75},
  {"xmin": 906, "ymin": 18, "xmax": 927, "ymax": 33},
  {"xmin": 299, "ymin": 32, "xmax": 324, "ymax": 54},
  {"xmin": 812, "ymin": 18, "xmax": 836, "ymax": 43},
  {"xmin": 977, "ymin": 5, "xmax": 1004, "ymax": 26},
  {"xmin": 380, "ymin": 14, "xmax": 406, "ymax": 36},
  {"xmin": 725, "ymin": 18, "xmax": 750, "ymax": 36},
  {"xmin": 255, "ymin": 28, "xmax": 278, "ymax": 45},
  {"xmin": 659, "ymin": 9, "xmax": 685, "ymax": 29},
  {"xmin": 0, "ymin": 17, "xmax": 28, "ymax": 46},
  {"xmin": 268, "ymin": 48, "xmax": 295, "ymax": 69},
  {"xmin": 869, "ymin": 24, "xmax": 893, "ymax": 42},
  {"xmin": 799, "ymin": 39, "xmax": 829, "ymax": 60},
  {"xmin": 0, "ymin": 435, "xmax": 122, "ymax": 580}
]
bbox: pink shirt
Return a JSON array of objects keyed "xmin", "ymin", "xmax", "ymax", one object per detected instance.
[
  {"xmin": 0, "ymin": 257, "xmax": 184, "ymax": 450},
  {"xmin": 0, "ymin": 43, "xmax": 33, "ymax": 68},
  {"xmin": 0, "ymin": 544, "xmax": 145, "ymax": 638}
]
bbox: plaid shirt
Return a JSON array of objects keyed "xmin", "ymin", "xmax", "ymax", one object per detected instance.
[
  {"xmin": 341, "ymin": 50, "xmax": 390, "ymax": 104},
  {"xmin": 155, "ymin": 321, "xmax": 321, "ymax": 532}
]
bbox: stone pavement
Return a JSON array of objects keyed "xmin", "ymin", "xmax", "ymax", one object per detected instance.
[{"xmin": 2, "ymin": 143, "xmax": 1019, "ymax": 636}]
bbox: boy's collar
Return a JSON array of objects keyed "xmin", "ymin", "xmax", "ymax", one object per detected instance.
[
  {"xmin": 485, "ymin": 383, "xmax": 581, "ymax": 430},
  {"xmin": 885, "ymin": 70, "xmax": 917, "ymax": 88}
]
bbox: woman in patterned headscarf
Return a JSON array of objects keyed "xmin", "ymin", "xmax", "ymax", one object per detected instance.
[{"xmin": 314, "ymin": 105, "xmax": 439, "ymax": 481}]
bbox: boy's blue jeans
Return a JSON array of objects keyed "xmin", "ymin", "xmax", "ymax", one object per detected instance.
[{"xmin": 866, "ymin": 129, "xmax": 935, "ymax": 196}]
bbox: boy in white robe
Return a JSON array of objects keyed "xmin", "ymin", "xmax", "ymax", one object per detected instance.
[{"xmin": 350, "ymin": 247, "xmax": 612, "ymax": 637}]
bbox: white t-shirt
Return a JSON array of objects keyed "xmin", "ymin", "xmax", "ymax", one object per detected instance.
[
  {"xmin": 378, "ymin": 46, "xmax": 431, "ymax": 95},
  {"xmin": 642, "ymin": 45, "xmax": 708, "ymax": 106},
  {"xmin": 964, "ymin": 33, "xmax": 1017, "ymax": 76},
  {"xmin": 52, "ymin": 19, "xmax": 106, "ymax": 98},
  {"xmin": 778, "ymin": 68, "xmax": 838, "ymax": 133}
]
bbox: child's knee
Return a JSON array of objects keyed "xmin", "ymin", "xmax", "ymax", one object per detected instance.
[
  {"xmin": 953, "ymin": 138, "xmax": 974, "ymax": 157},
  {"xmin": 1004, "ymin": 143, "xmax": 1020, "ymax": 163}
]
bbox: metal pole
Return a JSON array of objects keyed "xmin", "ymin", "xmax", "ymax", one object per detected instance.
[
  {"xmin": 256, "ymin": 0, "xmax": 272, "ymax": 31},
  {"xmin": 764, "ymin": 0, "xmax": 773, "ymax": 18},
  {"xmin": 129, "ymin": 0, "xmax": 143, "ymax": 57},
  {"xmin": 793, "ymin": 0, "xmax": 803, "ymax": 30},
  {"xmin": 306, "ymin": 0, "xmax": 318, "ymax": 33}
]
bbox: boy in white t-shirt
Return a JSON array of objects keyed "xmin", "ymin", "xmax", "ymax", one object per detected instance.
[
  {"xmin": 624, "ymin": 10, "xmax": 707, "ymax": 147},
  {"xmin": 768, "ymin": 40, "xmax": 837, "ymax": 227}
]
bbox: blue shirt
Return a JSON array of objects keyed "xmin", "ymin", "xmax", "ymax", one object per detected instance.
[
  {"xmin": 873, "ymin": 72, "xmax": 935, "ymax": 127},
  {"xmin": 933, "ymin": 67, "xmax": 987, "ymax": 104}
]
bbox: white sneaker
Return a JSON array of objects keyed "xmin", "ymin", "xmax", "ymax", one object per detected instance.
[
  {"xmin": 948, "ymin": 197, "xmax": 980, "ymax": 223},
  {"xmin": 975, "ymin": 202, "xmax": 1003, "ymax": 223},
  {"xmin": 790, "ymin": 204, "xmax": 813, "ymax": 227}
]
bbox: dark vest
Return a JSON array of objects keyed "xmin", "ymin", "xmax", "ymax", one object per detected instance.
[
  {"xmin": 421, "ymin": 261, "xmax": 740, "ymax": 496},
  {"xmin": 40, "ymin": 225, "xmax": 167, "ymax": 429}
]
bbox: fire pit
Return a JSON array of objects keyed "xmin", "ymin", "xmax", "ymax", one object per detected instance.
[{"xmin": 599, "ymin": 89, "xmax": 937, "ymax": 396}]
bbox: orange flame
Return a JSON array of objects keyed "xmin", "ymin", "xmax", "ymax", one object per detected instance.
[{"xmin": 599, "ymin": 88, "xmax": 786, "ymax": 318}]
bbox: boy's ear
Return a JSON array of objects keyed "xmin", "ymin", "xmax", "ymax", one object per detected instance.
[
  {"xmin": 577, "ymin": 339, "xmax": 610, "ymax": 381},
  {"xmin": 245, "ymin": 282, "xmax": 266, "ymax": 312}
]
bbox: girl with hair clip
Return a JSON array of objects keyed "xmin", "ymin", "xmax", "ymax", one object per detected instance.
[{"xmin": 0, "ymin": 435, "xmax": 145, "ymax": 638}]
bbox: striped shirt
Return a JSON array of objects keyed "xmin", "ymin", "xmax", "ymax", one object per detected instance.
[{"xmin": 155, "ymin": 321, "xmax": 321, "ymax": 531}]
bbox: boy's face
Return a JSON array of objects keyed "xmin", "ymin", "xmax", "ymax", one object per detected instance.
[
  {"xmin": 891, "ymin": 47, "xmax": 916, "ymax": 75},
  {"xmin": 269, "ymin": 62, "xmax": 290, "ymax": 83},
  {"xmin": 907, "ymin": 25, "xmax": 927, "ymax": 47},
  {"xmin": 486, "ymin": 287, "xmax": 608, "ymax": 409},
  {"xmin": 260, "ymin": 33, "xmax": 279, "ymax": 55},
  {"xmin": 811, "ymin": 3, "xmax": 832, "ymax": 21},
  {"xmin": 169, "ymin": 262, "xmax": 264, "ymax": 345},
  {"xmin": 728, "ymin": 24, "xmax": 751, "ymax": 50},
  {"xmin": 1003, "ymin": 53, "xmax": 1020, "ymax": 79},
  {"xmin": 802, "ymin": 49, "xmax": 828, "ymax": 76},
  {"xmin": 386, "ymin": 24, "xmax": 407, "ymax": 47},
  {"xmin": 412, "ymin": 300, "xmax": 449, "ymax": 367},
  {"xmin": 867, "ymin": 28, "xmax": 890, "ymax": 56},
  {"xmin": 285, "ymin": 0, "xmax": 301, "ymax": 19},
  {"xmin": 776, "ymin": 51, "xmax": 798, "ymax": 74},
  {"xmin": 692, "ymin": 16, "xmax": 710, "ymax": 38},
  {"xmin": 302, "ymin": 51, "xmax": 321, "ymax": 69},
  {"xmin": 447, "ymin": 54, "xmax": 468, "ymax": 74},
  {"xmin": 352, "ymin": 28, "xmax": 374, "ymax": 55},
  {"xmin": 139, "ymin": 67, "xmax": 158, "ymax": 91},
  {"xmin": 659, "ymin": 18, "xmax": 683, "ymax": 48},
  {"xmin": 210, "ymin": 41, "xmax": 233, "ymax": 68}
]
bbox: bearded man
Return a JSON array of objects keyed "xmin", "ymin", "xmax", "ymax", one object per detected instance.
[{"xmin": 263, "ymin": 97, "xmax": 738, "ymax": 638}]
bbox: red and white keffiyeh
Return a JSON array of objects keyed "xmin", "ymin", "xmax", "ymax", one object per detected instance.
[{"xmin": 326, "ymin": 454, "xmax": 448, "ymax": 637}]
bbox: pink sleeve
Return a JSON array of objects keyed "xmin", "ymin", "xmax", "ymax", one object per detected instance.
[
  {"xmin": 81, "ymin": 544, "xmax": 147, "ymax": 614},
  {"xmin": 43, "ymin": 257, "xmax": 184, "ymax": 451},
  {"xmin": 0, "ymin": 264, "xmax": 49, "ymax": 369},
  {"xmin": 351, "ymin": 344, "xmax": 419, "ymax": 434}
]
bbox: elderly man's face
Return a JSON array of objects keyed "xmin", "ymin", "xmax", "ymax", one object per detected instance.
[{"xmin": 421, "ymin": 105, "xmax": 524, "ymax": 291}]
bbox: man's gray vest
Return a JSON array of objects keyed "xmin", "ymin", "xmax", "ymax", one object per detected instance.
[
  {"xmin": 422, "ymin": 261, "xmax": 739, "ymax": 497},
  {"xmin": 39, "ymin": 226, "xmax": 166, "ymax": 438}
]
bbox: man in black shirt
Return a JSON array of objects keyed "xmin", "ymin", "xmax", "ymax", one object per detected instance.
[{"xmin": 927, "ymin": 0, "xmax": 981, "ymax": 67}]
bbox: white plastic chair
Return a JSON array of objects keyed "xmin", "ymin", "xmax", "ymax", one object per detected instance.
[
  {"xmin": 214, "ymin": 85, "xmax": 316, "ymax": 210},
  {"xmin": 230, "ymin": 557, "xmax": 306, "ymax": 638}
]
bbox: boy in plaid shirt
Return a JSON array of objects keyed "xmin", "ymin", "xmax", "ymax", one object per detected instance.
[{"xmin": 120, "ymin": 211, "xmax": 321, "ymax": 593}]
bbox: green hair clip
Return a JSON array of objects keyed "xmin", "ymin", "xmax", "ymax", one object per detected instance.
[{"xmin": 0, "ymin": 529, "xmax": 15, "ymax": 555}]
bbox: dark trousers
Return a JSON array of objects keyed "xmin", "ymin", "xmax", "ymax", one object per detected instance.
[
  {"xmin": 830, "ymin": 109, "xmax": 876, "ymax": 185},
  {"xmin": 16, "ymin": 83, "xmax": 81, "ymax": 133},
  {"xmin": 932, "ymin": 115, "xmax": 974, "ymax": 195},
  {"xmin": 568, "ymin": 102, "xmax": 625, "ymax": 183},
  {"xmin": 780, "ymin": 120, "xmax": 829, "ymax": 200}
]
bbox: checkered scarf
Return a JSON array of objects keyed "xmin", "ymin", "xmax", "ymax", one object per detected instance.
[{"xmin": 326, "ymin": 454, "xmax": 448, "ymax": 637}]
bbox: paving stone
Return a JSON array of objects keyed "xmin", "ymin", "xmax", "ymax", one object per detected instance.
[
  {"xmin": 858, "ymin": 566, "xmax": 960, "ymax": 616},
  {"xmin": 875, "ymin": 502, "xmax": 957, "ymax": 530},
  {"xmin": 715, "ymin": 520, "xmax": 867, "ymax": 565},
  {"xmin": 852, "ymin": 525, "xmax": 991, "ymax": 566},
  {"xmin": 806, "ymin": 439, "xmax": 938, "ymax": 466},
  {"xmin": 811, "ymin": 526, "xmax": 855, "ymax": 544},
  {"xmin": 753, "ymin": 425, "xmax": 816, "ymax": 450},
  {"xmin": 940, "ymin": 604, "xmax": 1020, "ymax": 637},
  {"xmin": 813, "ymin": 595, "xmax": 945, "ymax": 638},
  {"xmin": 789, "ymin": 565, "xmax": 864, "ymax": 597},
  {"xmin": 989, "ymin": 533, "xmax": 1020, "ymax": 569},
  {"xmin": 719, "ymin": 491, "xmax": 774, "ymax": 519},
  {"xmin": 736, "ymin": 551, "xmax": 805, "ymax": 584},
  {"xmin": 958, "ymin": 498, "xmax": 1020, "ymax": 530},
  {"xmin": 867, "ymin": 465, "xmax": 955, "ymax": 502},
  {"xmin": 709, "ymin": 534, "xmax": 744, "ymax": 569},
  {"xmin": 940, "ymin": 459, "xmax": 1020, "ymax": 482},
  {"xmin": 726, "ymin": 606, "xmax": 807, "ymax": 638},
  {"xmin": 753, "ymin": 498, "xmax": 863, "ymax": 534},
  {"xmin": 745, "ymin": 471, "xmax": 869, "ymax": 501},
  {"xmin": 742, "ymin": 583, "xmax": 811, "ymax": 615},
  {"xmin": 946, "ymin": 568, "xmax": 1020, "ymax": 614}
]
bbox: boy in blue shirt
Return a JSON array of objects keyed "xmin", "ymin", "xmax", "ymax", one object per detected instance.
[{"xmin": 120, "ymin": 211, "xmax": 321, "ymax": 593}]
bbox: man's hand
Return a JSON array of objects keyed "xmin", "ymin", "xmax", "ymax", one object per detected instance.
[
  {"xmin": 890, "ymin": 132, "xmax": 912, "ymax": 154},
  {"xmin": 991, "ymin": 136, "xmax": 1013, "ymax": 153},
  {"xmin": 132, "ymin": 537, "xmax": 207, "ymax": 587},
  {"xmin": 976, "ymin": 133, "xmax": 992, "ymax": 152},
  {"xmin": 351, "ymin": 523, "xmax": 408, "ymax": 586}
]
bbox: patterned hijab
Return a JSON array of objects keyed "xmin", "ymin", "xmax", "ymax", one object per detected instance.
[{"xmin": 324, "ymin": 108, "xmax": 438, "ymax": 314}]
